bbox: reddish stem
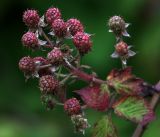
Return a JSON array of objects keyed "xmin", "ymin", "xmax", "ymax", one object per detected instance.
[
  {"xmin": 132, "ymin": 82, "xmax": 160, "ymax": 137},
  {"xmin": 63, "ymin": 59, "xmax": 106, "ymax": 84}
]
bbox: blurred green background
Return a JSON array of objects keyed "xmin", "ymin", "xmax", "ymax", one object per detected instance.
[{"xmin": 0, "ymin": 0, "xmax": 160, "ymax": 137}]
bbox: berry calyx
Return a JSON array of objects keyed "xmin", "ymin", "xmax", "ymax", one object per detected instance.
[
  {"xmin": 52, "ymin": 19, "xmax": 67, "ymax": 38},
  {"xmin": 115, "ymin": 41, "xmax": 128, "ymax": 56},
  {"xmin": 45, "ymin": 7, "xmax": 61, "ymax": 25},
  {"xmin": 33, "ymin": 57, "xmax": 48, "ymax": 65},
  {"xmin": 23, "ymin": 10, "xmax": 40, "ymax": 28},
  {"xmin": 33, "ymin": 57, "xmax": 52, "ymax": 77},
  {"xmin": 47, "ymin": 47, "xmax": 63, "ymax": 64},
  {"xmin": 21, "ymin": 32, "xmax": 38, "ymax": 49},
  {"xmin": 64, "ymin": 98, "xmax": 81, "ymax": 116},
  {"xmin": 66, "ymin": 18, "xmax": 84, "ymax": 36},
  {"xmin": 108, "ymin": 16, "xmax": 125, "ymax": 36},
  {"xmin": 39, "ymin": 75, "xmax": 59, "ymax": 93},
  {"xmin": 19, "ymin": 56, "xmax": 35, "ymax": 74},
  {"xmin": 73, "ymin": 32, "xmax": 92, "ymax": 54}
]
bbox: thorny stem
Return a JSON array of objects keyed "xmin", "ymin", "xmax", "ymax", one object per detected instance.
[{"xmin": 132, "ymin": 82, "xmax": 160, "ymax": 137}]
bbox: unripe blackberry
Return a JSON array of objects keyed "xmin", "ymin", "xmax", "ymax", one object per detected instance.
[
  {"xmin": 108, "ymin": 16, "xmax": 125, "ymax": 36},
  {"xmin": 52, "ymin": 19, "xmax": 67, "ymax": 38},
  {"xmin": 19, "ymin": 56, "xmax": 35, "ymax": 73},
  {"xmin": 23, "ymin": 10, "xmax": 40, "ymax": 28},
  {"xmin": 64, "ymin": 98, "xmax": 81, "ymax": 116},
  {"xmin": 73, "ymin": 32, "xmax": 92, "ymax": 54},
  {"xmin": 45, "ymin": 7, "xmax": 61, "ymax": 25},
  {"xmin": 47, "ymin": 47, "xmax": 63, "ymax": 64},
  {"xmin": 115, "ymin": 41, "xmax": 128, "ymax": 56},
  {"xmin": 22, "ymin": 32, "xmax": 38, "ymax": 49},
  {"xmin": 39, "ymin": 75, "xmax": 59, "ymax": 93},
  {"xmin": 66, "ymin": 18, "xmax": 84, "ymax": 36}
]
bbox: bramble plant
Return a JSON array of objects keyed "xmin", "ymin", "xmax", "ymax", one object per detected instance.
[{"xmin": 19, "ymin": 7, "xmax": 160, "ymax": 137}]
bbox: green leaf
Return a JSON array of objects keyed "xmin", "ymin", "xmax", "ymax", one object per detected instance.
[
  {"xmin": 92, "ymin": 115, "xmax": 118, "ymax": 137},
  {"xmin": 113, "ymin": 96, "xmax": 155, "ymax": 125}
]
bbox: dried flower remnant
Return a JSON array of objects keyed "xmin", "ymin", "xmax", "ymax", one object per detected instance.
[{"xmin": 108, "ymin": 15, "xmax": 130, "ymax": 38}]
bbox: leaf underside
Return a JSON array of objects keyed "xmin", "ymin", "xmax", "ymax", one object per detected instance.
[{"xmin": 113, "ymin": 96, "xmax": 155, "ymax": 125}]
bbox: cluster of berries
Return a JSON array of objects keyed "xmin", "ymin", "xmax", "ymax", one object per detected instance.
[
  {"xmin": 21, "ymin": 8, "xmax": 92, "ymax": 54},
  {"xmin": 19, "ymin": 7, "xmax": 90, "ymax": 133}
]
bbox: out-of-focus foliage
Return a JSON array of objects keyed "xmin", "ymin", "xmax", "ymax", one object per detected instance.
[{"xmin": 0, "ymin": 0, "xmax": 159, "ymax": 137}]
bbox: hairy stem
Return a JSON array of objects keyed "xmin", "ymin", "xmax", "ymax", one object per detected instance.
[{"xmin": 63, "ymin": 58, "xmax": 106, "ymax": 84}]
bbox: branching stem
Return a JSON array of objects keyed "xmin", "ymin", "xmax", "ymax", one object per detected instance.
[{"xmin": 132, "ymin": 82, "xmax": 160, "ymax": 137}]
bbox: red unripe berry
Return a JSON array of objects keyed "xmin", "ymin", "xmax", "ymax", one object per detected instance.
[
  {"xmin": 64, "ymin": 98, "xmax": 81, "ymax": 116},
  {"xmin": 73, "ymin": 32, "xmax": 92, "ymax": 54},
  {"xmin": 45, "ymin": 7, "xmax": 61, "ymax": 25},
  {"xmin": 23, "ymin": 10, "xmax": 40, "ymax": 28},
  {"xmin": 66, "ymin": 18, "xmax": 84, "ymax": 36},
  {"xmin": 39, "ymin": 75, "xmax": 59, "ymax": 93},
  {"xmin": 115, "ymin": 41, "xmax": 128, "ymax": 56},
  {"xmin": 47, "ymin": 47, "xmax": 63, "ymax": 64},
  {"xmin": 22, "ymin": 32, "xmax": 38, "ymax": 49},
  {"xmin": 52, "ymin": 19, "xmax": 67, "ymax": 38},
  {"xmin": 19, "ymin": 56, "xmax": 35, "ymax": 73}
]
